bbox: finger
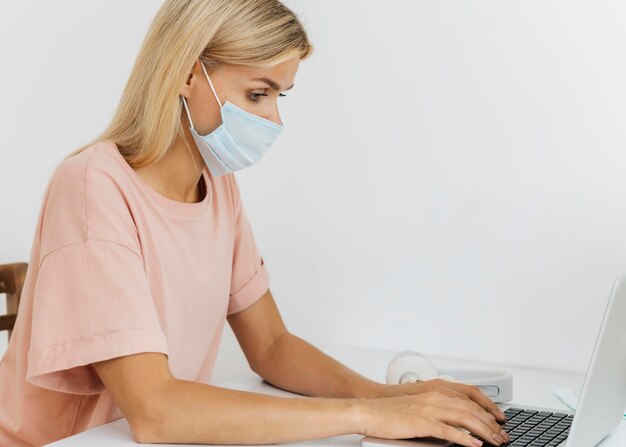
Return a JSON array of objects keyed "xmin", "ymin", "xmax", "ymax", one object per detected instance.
[
  {"xmin": 438, "ymin": 399, "xmax": 502, "ymax": 440},
  {"xmin": 440, "ymin": 382, "xmax": 506, "ymax": 422},
  {"xmin": 427, "ymin": 406, "xmax": 506, "ymax": 446},
  {"xmin": 422, "ymin": 392, "xmax": 504, "ymax": 441},
  {"xmin": 432, "ymin": 398, "xmax": 506, "ymax": 443},
  {"xmin": 423, "ymin": 418, "xmax": 484, "ymax": 447},
  {"xmin": 428, "ymin": 385, "xmax": 507, "ymax": 438},
  {"xmin": 466, "ymin": 385, "xmax": 506, "ymax": 423}
]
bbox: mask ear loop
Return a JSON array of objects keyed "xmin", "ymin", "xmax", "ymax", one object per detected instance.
[
  {"xmin": 199, "ymin": 61, "xmax": 223, "ymax": 108},
  {"xmin": 179, "ymin": 95, "xmax": 200, "ymax": 174},
  {"xmin": 181, "ymin": 96, "xmax": 195, "ymax": 129}
]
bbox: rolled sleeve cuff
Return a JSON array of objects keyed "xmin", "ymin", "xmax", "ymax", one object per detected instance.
[
  {"xmin": 227, "ymin": 261, "xmax": 270, "ymax": 316},
  {"xmin": 26, "ymin": 328, "xmax": 169, "ymax": 395}
]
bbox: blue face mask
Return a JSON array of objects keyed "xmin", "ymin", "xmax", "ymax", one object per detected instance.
[{"xmin": 181, "ymin": 61, "xmax": 283, "ymax": 177}]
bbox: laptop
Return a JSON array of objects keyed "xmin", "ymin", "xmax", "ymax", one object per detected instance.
[{"xmin": 361, "ymin": 275, "xmax": 626, "ymax": 447}]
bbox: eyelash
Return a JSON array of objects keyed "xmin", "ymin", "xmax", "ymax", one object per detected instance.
[{"xmin": 249, "ymin": 92, "xmax": 287, "ymax": 102}]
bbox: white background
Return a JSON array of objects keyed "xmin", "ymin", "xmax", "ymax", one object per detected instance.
[{"xmin": 1, "ymin": 1, "xmax": 625, "ymax": 385}]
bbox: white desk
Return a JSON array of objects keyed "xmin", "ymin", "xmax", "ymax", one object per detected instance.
[{"xmin": 45, "ymin": 344, "xmax": 626, "ymax": 446}]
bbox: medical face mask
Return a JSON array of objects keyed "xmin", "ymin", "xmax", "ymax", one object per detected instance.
[{"xmin": 181, "ymin": 62, "xmax": 283, "ymax": 177}]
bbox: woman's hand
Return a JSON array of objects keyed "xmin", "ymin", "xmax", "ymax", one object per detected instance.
[
  {"xmin": 357, "ymin": 389, "xmax": 511, "ymax": 447},
  {"xmin": 376, "ymin": 379, "xmax": 507, "ymax": 423}
]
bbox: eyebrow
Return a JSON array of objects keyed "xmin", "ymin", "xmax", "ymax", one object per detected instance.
[{"xmin": 252, "ymin": 77, "xmax": 295, "ymax": 92}]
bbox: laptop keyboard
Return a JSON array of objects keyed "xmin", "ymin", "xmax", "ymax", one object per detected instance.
[{"xmin": 452, "ymin": 407, "xmax": 574, "ymax": 447}]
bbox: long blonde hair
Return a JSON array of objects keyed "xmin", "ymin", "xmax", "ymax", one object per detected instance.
[{"xmin": 64, "ymin": 0, "xmax": 313, "ymax": 167}]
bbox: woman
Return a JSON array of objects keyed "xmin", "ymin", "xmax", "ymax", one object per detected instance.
[{"xmin": 0, "ymin": 1, "xmax": 509, "ymax": 446}]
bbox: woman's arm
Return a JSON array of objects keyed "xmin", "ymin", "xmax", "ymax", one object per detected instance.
[
  {"xmin": 227, "ymin": 289, "xmax": 384, "ymax": 399},
  {"xmin": 254, "ymin": 330, "xmax": 386, "ymax": 399},
  {"xmin": 228, "ymin": 289, "xmax": 506, "ymax": 424},
  {"xmin": 93, "ymin": 351, "xmax": 505, "ymax": 447},
  {"xmin": 93, "ymin": 352, "xmax": 362, "ymax": 444}
]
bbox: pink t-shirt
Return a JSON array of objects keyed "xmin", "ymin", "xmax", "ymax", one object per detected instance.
[{"xmin": 0, "ymin": 140, "xmax": 270, "ymax": 446}]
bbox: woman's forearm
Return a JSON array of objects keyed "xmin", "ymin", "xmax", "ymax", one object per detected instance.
[
  {"xmin": 252, "ymin": 332, "xmax": 386, "ymax": 399},
  {"xmin": 142, "ymin": 377, "xmax": 364, "ymax": 444}
]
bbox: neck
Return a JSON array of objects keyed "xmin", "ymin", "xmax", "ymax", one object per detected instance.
[{"xmin": 133, "ymin": 123, "xmax": 207, "ymax": 204}]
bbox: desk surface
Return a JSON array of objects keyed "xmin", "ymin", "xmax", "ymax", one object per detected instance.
[{"xmin": 45, "ymin": 344, "xmax": 626, "ymax": 446}]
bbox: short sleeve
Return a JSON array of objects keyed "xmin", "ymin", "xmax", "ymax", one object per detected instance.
[
  {"xmin": 26, "ymin": 239, "xmax": 169, "ymax": 395},
  {"xmin": 227, "ymin": 176, "xmax": 270, "ymax": 315}
]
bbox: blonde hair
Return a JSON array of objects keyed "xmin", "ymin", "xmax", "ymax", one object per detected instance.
[{"xmin": 64, "ymin": 0, "xmax": 313, "ymax": 167}]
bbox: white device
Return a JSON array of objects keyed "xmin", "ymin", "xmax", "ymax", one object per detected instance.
[
  {"xmin": 362, "ymin": 274, "xmax": 626, "ymax": 447},
  {"xmin": 385, "ymin": 350, "xmax": 513, "ymax": 403}
]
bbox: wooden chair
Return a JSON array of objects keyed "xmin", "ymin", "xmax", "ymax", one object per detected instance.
[{"xmin": 0, "ymin": 263, "xmax": 28, "ymax": 343}]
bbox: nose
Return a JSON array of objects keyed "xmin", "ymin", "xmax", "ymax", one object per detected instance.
[
  {"xmin": 268, "ymin": 104, "xmax": 282, "ymax": 126},
  {"xmin": 268, "ymin": 113, "xmax": 282, "ymax": 127}
]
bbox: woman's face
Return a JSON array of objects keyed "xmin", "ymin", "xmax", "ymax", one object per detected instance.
[{"xmin": 181, "ymin": 55, "xmax": 299, "ymax": 136}]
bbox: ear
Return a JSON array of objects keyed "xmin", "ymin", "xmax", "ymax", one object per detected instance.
[{"xmin": 179, "ymin": 58, "xmax": 202, "ymax": 99}]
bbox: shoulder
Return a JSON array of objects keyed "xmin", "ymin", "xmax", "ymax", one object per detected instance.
[
  {"xmin": 40, "ymin": 141, "xmax": 141, "ymax": 259},
  {"xmin": 48, "ymin": 140, "xmax": 126, "ymax": 197}
]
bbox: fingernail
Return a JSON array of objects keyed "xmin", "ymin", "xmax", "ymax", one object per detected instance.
[
  {"xmin": 501, "ymin": 429, "xmax": 510, "ymax": 441},
  {"xmin": 498, "ymin": 409, "xmax": 506, "ymax": 420},
  {"xmin": 472, "ymin": 438, "xmax": 483, "ymax": 447},
  {"xmin": 492, "ymin": 433, "xmax": 503, "ymax": 444}
]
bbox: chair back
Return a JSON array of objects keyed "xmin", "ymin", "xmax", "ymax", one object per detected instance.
[{"xmin": 0, "ymin": 263, "xmax": 28, "ymax": 343}]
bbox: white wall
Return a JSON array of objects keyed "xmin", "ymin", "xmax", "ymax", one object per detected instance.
[{"xmin": 1, "ymin": 1, "xmax": 625, "ymax": 385}]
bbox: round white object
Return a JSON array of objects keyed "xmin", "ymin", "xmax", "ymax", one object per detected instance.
[
  {"xmin": 386, "ymin": 350, "xmax": 439, "ymax": 384},
  {"xmin": 385, "ymin": 349, "xmax": 513, "ymax": 403}
]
